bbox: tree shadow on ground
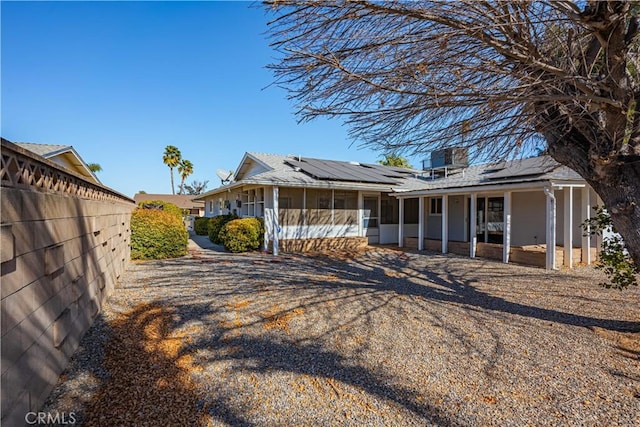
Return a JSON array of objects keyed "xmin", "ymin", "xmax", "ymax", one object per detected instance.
[
  {"xmin": 78, "ymin": 303, "xmax": 251, "ymax": 427},
  {"xmin": 59, "ymin": 247, "xmax": 639, "ymax": 425},
  {"xmin": 304, "ymin": 248, "xmax": 640, "ymax": 332}
]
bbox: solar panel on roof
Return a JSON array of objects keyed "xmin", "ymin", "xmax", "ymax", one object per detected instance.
[
  {"xmin": 285, "ymin": 158, "xmax": 399, "ymax": 184},
  {"xmin": 487, "ymin": 158, "xmax": 557, "ymax": 180}
]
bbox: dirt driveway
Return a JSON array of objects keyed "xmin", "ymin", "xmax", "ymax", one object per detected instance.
[{"xmin": 43, "ymin": 245, "xmax": 640, "ymax": 426}]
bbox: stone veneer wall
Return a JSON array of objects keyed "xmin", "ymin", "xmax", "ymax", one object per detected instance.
[{"xmin": 1, "ymin": 140, "xmax": 135, "ymax": 426}]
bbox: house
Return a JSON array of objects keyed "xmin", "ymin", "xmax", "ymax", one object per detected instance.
[
  {"xmin": 133, "ymin": 193, "xmax": 206, "ymax": 230},
  {"xmin": 11, "ymin": 141, "xmax": 101, "ymax": 185},
  {"xmin": 394, "ymin": 154, "xmax": 600, "ymax": 270},
  {"xmin": 193, "ymin": 152, "xmax": 428, "ymax": 253},
  {"xmin": 195, "ymin": 151, "xmax": 601, "ymax": 269},
  {"xmin": 132, "ymin": 193, "xmax": 205, "ymax": 216}
]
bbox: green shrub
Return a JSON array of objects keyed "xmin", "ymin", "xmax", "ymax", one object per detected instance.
[
  {"xmin": 208, "ymin": 214, "xmax": 237, "ymax": 244},
  {"xmin": 219, "ymin": 217, "xmax": 265, "ymax": 253},
  {"xmin": 131, "ymin": 208, "xmax": 188, "ymax": 260},
  {"xmin": 194, "ymin": 216, "xmax": 211, "ymax": 235},
  {"xmin": 137, "ymin": 200, "xmax": 184, "ymax": 220}
]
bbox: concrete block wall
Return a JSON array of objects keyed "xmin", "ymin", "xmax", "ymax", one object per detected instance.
[{"xmin": 1, "ymin": 186, "xmax": 134, "ymax": 426}]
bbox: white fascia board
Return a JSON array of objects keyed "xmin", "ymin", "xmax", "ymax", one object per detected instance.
[{"xmin": 550, "ymin": 181, "xmax": 587, "ymax": 188}]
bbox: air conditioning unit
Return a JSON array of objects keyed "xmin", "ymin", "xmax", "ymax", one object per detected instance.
[{"xmin": 425, "ymin": 147, "xmax": 469, "ymax": 169}]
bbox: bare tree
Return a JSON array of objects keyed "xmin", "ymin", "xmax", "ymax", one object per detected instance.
[{"xmin": 266, "ymin": 0, "xmax": 640, "ymax": 267}]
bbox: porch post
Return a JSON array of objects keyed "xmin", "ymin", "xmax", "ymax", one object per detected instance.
[
  {"xmin": 564, "ymin": 187, "xmax": 573, "ymax": 268},
  {"xmin": 398, "ymin": 197, "xmax": 405, "ymax": 248},
  {"xmin": 418, "ymin": 197, "xmax": 424, "ymax": 250},
  {"xmin": 357, "ymin": 191, "xmax": 363, "ymax": 238},
  {"xmin": 272, "ymin": 186, "xmax": 279, "ymax": 256},
  {"xmin": 581, "ymin": 187, "xmax": 592, "ymax": 265},
  {"xmin": 469, "ymin": 193, "xmax": 477, "ymax": 258},
  {"xmin": 441, "ymin": 195, "xmax": 448, "ymax": 254},
  {"xmin": 503, "ymin": 191, "xmax": 512, "ymax": 263},
  {"xmin": 544, "ymin": 187, "xmax": 557, "ymax": 270}
]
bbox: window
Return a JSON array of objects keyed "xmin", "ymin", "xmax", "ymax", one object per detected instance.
[
  {"xmin": 404, "ymin": 198, "xmax": 419, "ymax": 224},
  {"xmin": 306, "ymin": 189, "xmax": 332, "ymax": 225},
  {"xmin": 334, "ymin": 190, "xmax": 358, "ymax": 225},
  {"xmin": 430, "ymin": 198, "xmax": 443, "ymax": 215},
  {"xmin": 278, "ymin": 187, "xmax": 304, "ymax": 226},
  {"xmin": 381, "ymin": 193, "xmax": 399, "ymax": 224}
]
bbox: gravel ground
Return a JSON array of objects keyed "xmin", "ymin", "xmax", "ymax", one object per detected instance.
[{"xmin": 42, "ymin": 240, "xmax": 640, "ymax": 426}]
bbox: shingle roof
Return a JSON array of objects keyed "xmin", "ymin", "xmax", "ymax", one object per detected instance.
[
  {"xmin": 396, "ymin": 156, "xmax": 583, "ymax": 195},
  {"xmin": 14, "ymin": 142, "xmax": 71, "ymax": 158},
  {"xmin": 195, "ymin": 152, "xmax": 584, "ymax": 200},
  {"xmin": 244, "ymin": 152, "xmax": 426, "ymax": 189}
]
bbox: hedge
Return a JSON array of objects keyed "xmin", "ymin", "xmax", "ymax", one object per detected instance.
[
  {"xmin": 131, "ymin": 208, "xmax": 189, "ymax": 260},
  {"xmin": 208, "ymin": 214, "xmax": 237, "ymax": 244},
  {"xmin": 194, "ymin": 216, "xmax": 210, "ymax": 235},
  {"xmin": 136, "ymin": 200, "xmax": 184, "ymax": 220},
  {"xmin": 219, "ymin": 217, "xmax": 265, "ymax": 253}
]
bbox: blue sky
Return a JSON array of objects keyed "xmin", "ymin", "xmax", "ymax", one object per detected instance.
[{"xmin": 1, "ymin": 1, "xmax": 407, "ymax": 198}]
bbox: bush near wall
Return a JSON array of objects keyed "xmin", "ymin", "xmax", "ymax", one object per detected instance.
[
  {"xmin": 131, "ymin": 208, "xmax": 189, "ymax": 260},
  {"xmin": 137, "ymin": 200, "xmax": 184, "ymax": 220},
  {"xmin": 219, "ymin": 217, "xmax": 265, "ymax": 253},
  {"xmin": 208, "ymin": 214, "xmax": 237, "ymax": 244},
  {"xmin": 194, "ymin": 216, "xmax": 211, "ymax": 235}
]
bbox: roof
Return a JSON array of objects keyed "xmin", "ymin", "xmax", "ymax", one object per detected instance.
[
  {"xmin": 195, "ymin": 152, "xmax": 585, "ymax": 201},
  {"xmin": 395, "ymin": 155, "xmax": 584, "ymax": 196},
  {"xmin": 133, "ymin": 193, "xmax": 204, "ymax": 209},
  {"xmin": 12, "ymin": 141, "xmax": 101, "ymax": 184},
  {"xmin": 195, "ymin": 152, "xmax": 427, "ymax": 200},
  {"xmin": 13, "ymin": 142, "xmax": 72, "ymax": 158}
]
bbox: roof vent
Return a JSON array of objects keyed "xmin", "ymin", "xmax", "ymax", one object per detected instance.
[{"xmin": 349, "ymin": 161, "xmax": 360, "ymax": 165}]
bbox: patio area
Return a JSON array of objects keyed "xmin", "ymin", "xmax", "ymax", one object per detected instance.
[{"xmin": 42, "ymin": 244, "xmax": 640, "ymax": 426}]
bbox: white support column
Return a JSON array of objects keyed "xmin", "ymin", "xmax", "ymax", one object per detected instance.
[
  {"xmin": 544, "ymin": 188, "xmax": 557, "ymax": 270},
  {"xmin": 503, "ymin": 191, "xmax": 512, "ymax": 263},
  {"xmin": 441, "ymin": 195, "xmax": 448, "ymax": 254},
  {"xmin": 581, "ymin": 187, "xmax": 592, "ymax": 265},
  {"xmin": 357, "ymin": 191, "xmax": 363, "ymax": 238},
  {"xmin": 470, "ymin": 193, "xmax": 477, "ymax": 258},
  {"xmin": 564, "ymin": 187, "xmax": 573, "ymax": 268},
  {"xmin": 302, "ymin": 188, "xmax": 307, "ymax": 226},
  {"xmin": 272, "ymin": 186, "xmax": 279, "ymax": 256},
  {"xmin": 331, "ymin": 189, "xmax": 335, "ymax": 226},
  {"xmin": 418, "ymin": 197, "xmax": 424, "ymax": 250},
  {"xmin": 398, "ymin": 197, "xmax": 405, "ymax": 248}
]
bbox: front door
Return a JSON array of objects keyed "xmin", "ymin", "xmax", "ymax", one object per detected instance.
[{"xmin": 363, "ymin": 196, "xmax": 379, "ymax": 244}]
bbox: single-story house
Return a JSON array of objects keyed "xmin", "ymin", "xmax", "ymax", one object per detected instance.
[
  {"xmin": 11, "ymin": 141, "xmax": 101, "ymax": 185},
  {"xmin": 133, "ymin": 193, "xmax": 206, "ymax": 230},
  {"xmin": 195, "ymin": 151, "xmax": 602, "ymax": 270},
  {"xmin": 194, "ymin": 152, "xmax": 428, "ymax": 252}
]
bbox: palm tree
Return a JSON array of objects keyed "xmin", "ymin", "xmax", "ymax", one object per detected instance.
[
  {"xmin": 162, "ymin": 145, "xmax": 182, "ymax": 194},
  {"xmin": 177, "ymin": 159, "xmax": 194, "ymax": 195},
  {"xmin": 87, "ymin": 163, "xmax": 102, "ymax": 173},
  {"xmin": 378, "ymin": 154, "xmax": 412, "ymax": 169}
]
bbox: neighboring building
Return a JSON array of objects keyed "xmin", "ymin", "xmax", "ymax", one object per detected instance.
[
  {"xmin": 133, "ymin": 193, "xmax": 205, "ymax": 231},
  {"xmin": 195, "ymin": 151, "xmax": 600, "ymax": 270},
  {"xmin": 11, "ymin": 141, "xmax": 101, "ymax": 185},
  {"xmin": 133, "ymin": 193, "xmax": 205, "ymax": 216}
]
